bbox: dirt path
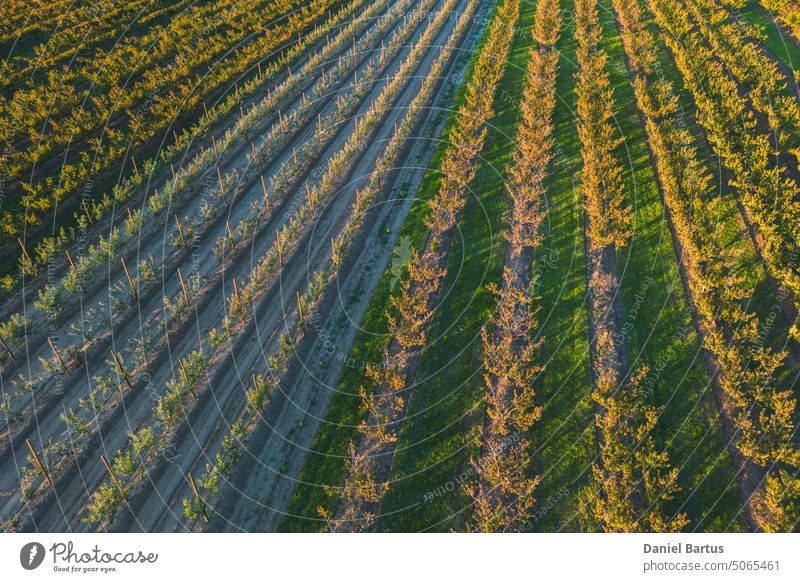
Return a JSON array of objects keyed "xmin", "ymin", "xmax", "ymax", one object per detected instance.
[{"xmin": 205, "ymin": 3, "xmax": 488, "ymax": 532}]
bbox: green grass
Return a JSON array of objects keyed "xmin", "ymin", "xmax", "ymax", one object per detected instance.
[
  {"xmin": 280, "ymin": 0, "xmax": 796, "ymax": 533},
  {"xmin": 278, "ymin": 0, "xmax": 503, "ymax": 532},
  {"xmin": 740, "ymin": 0, "xmax": 800, "ymax": 75},
  {"xmin": 596, "ymin": 0, "xmax": 746, "ymax": 531},
  {"xmin": 529, "ymin": 0, "xmax": 595, "ymax": 532},
  {"xmin": 376, "ymin": 2, "xmax": 536, "ymax": 529}
]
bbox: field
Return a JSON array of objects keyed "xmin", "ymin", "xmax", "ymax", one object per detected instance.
[{"xmin": 0, "ymin": 0, "xmax": 799, "ymax": 533}]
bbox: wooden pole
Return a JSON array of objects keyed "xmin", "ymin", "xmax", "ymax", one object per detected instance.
[
  {"xmin": 203, "ymin": 101, "xmax": 209, "ymax": 120},
  {"xmin": 296, "ymin": 291, "xmax": 304, "ymax": 322},
  {"xmin": 257, "ymin": 61, "xmax": 262, "ymax": 81},
  {"xmin": 175, "ymin": 215, "xmax": 187, "ymax": 248},
  {"xmin": 110, "ymin": 350, "xmax": 133, "ymax": 390},
  {"xmin": 100, "ymin": 454, "xmax": 126, "ymax": 499},
  {"xmin": 177, "ymin": 268, "xmax": 190, "ymax": 306},
  {"xmin": 127, "ymin": 208, "xmax": 138, "ymax": 237},
  {"xmin": 120, "ymin": 257, "xmax": 136, "ymax": 296},
  {"xmin": 261, "ymin": 175, "xmax": 271, "ymax": 212},
  {"xmin": 48, "ymin": 338, "xmax": 69, "ymax": 373},
  {"xmin": 17, "ymin": 238, "xmax": 30, "ymax": 262},
  {"xmin": 131, "ymin": 157, "xmax": 140, "ymax": 180},
  {"xmin": 217, "ymin": 167, "xmax": 226, "ymax": 206},
  {"xmin": 187, "ymin": 472, "xmax": 209, "ymax": 522},
  {"xmin": 26, "ymin": 439, "xmax": 54, "ymax": 489},
  {"xmin": 251, "ymin": 142, "xmax": 259, "ymax": 171},
  {"xmin": 0, "ymin": 334, "xmax": 15, "ymax": 362},
  {"xmin": 212, "ymin": 134, "xmax": 219, "ymax": 160},
  {"xmin": 82, "ymin": 201, "xmax": 93, "ymax": 224},
  {"xmin": 232, "ymin": 279, "xmax": 242, "ymax": 305},
  {"xmin": 179, "ymin": 360, "xmax": 196, "ymax": 400},
  {"xmin": 65, "ymin": 249, "xmax": 81, "ymax": 282},
  {"xmin": 171, "ymin": 163, "xmax": 177, "ymax": 184},
  {"xmin": 226, "ymin": 222, "xmax": 235, "ymax": 255}
]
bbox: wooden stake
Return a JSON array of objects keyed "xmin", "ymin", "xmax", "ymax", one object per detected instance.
[
  {"xmin": 171, "ymin": 163, "xmax": 177, "ymax": 184},
  {"xmin": 276, "ymin": 230, "xmax": 283, "ymax": 266},
  {"xmin": 65, "ymin": 250, "xmax": 82, "ymax": 288},
  {"xmin": 82, "ymin": 201, "xmax": 93, "ymax": 225},
  {"xmin": 100, "ymin": 453, "xmax": 126, "ymax": 499},
  {"xmin": 232, "ymin": 279, "xmax": 242, "ymax": 307},
  {"xmin": 120, "ymin": 257, "xmax": 136, "ymax": 296},
  {"xmin": 48, "ymin": 337, "xmax": 69, "ymax": 373},
  {"xmin": 26, "ymin": 439, "xmax": 54, "ymax": 489},
  {"xmin": 293, "ymin": 146, "xmax": 298, "ymax": 166},
  {"xmin": 179, "ymin": 360, "xmax": 196, "ymax": 400},
  {"xmin": 212, "ymin": 134, "xmax": 219, "ymax": 160},
  {"xmin": 217, "ymin": 167, "xmax": 227, "ymax": 206},
  {"xmin": 279, "ymin": 109, "xmax": 284, "ymax": 130},
  {"xmin": 131, "ymin": 157, "xmax": 140, "ymax": 180},
  {"xmin": 177, "ymin": 268, "xmax": 190, "ymax": 306},
  {"xmin": 0, "ymin": 334, "xmax": 15, "ymax": 362},
  {"xmin": 251, "ymin": 142, "xmax": 259, "ymax": 171},
  {"xmin": 203, "ymin": 101, "xmax": 209, "ymax": 120},
  {"xmin": 257, "ymin": 61, "xmax": 263, "ymax": 81},
  {"xmin": 110, "ymin": 350, "xmax": 133, "ymax": 390},
  {"xmin": 17, "ymin": 237, "xmax": 30, "ymax": 262},
  {"xmin": 187, "ymin": 472, "xmax": 209, "ymax": 522},
  {"xmin": 296, "ymin": 291, "xmax": 304, "ymax": 322},
  {"xmin": 175, "ymin": 215, "xmax": 187, "ymax": 248},
  {"xmin": 261, "ymin": 175, "xmax": 271, "ymax": 212}
]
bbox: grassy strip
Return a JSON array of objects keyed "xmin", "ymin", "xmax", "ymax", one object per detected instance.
[
  {"xmin": 528, "ymin": 0, "xmax": 595, "ymax": 531},
  {"xmin": 745, "ymin": 1, "xmax": 800, "ymax": 69},
  {"xmin": 278, "ymin": 0, "xmax": 499, "ymax": 532},
  {"xmin": 375, "ymin": 0, "xmax": 537, "ymax": 532},
  {"xmin": 595, "ymin": 0, "xmax": 745, "ymax": 530}
]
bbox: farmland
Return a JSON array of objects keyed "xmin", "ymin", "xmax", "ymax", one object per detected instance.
[{"xmin": 0, "ymin": 0, "xmax": 799, "ymax": 533}]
